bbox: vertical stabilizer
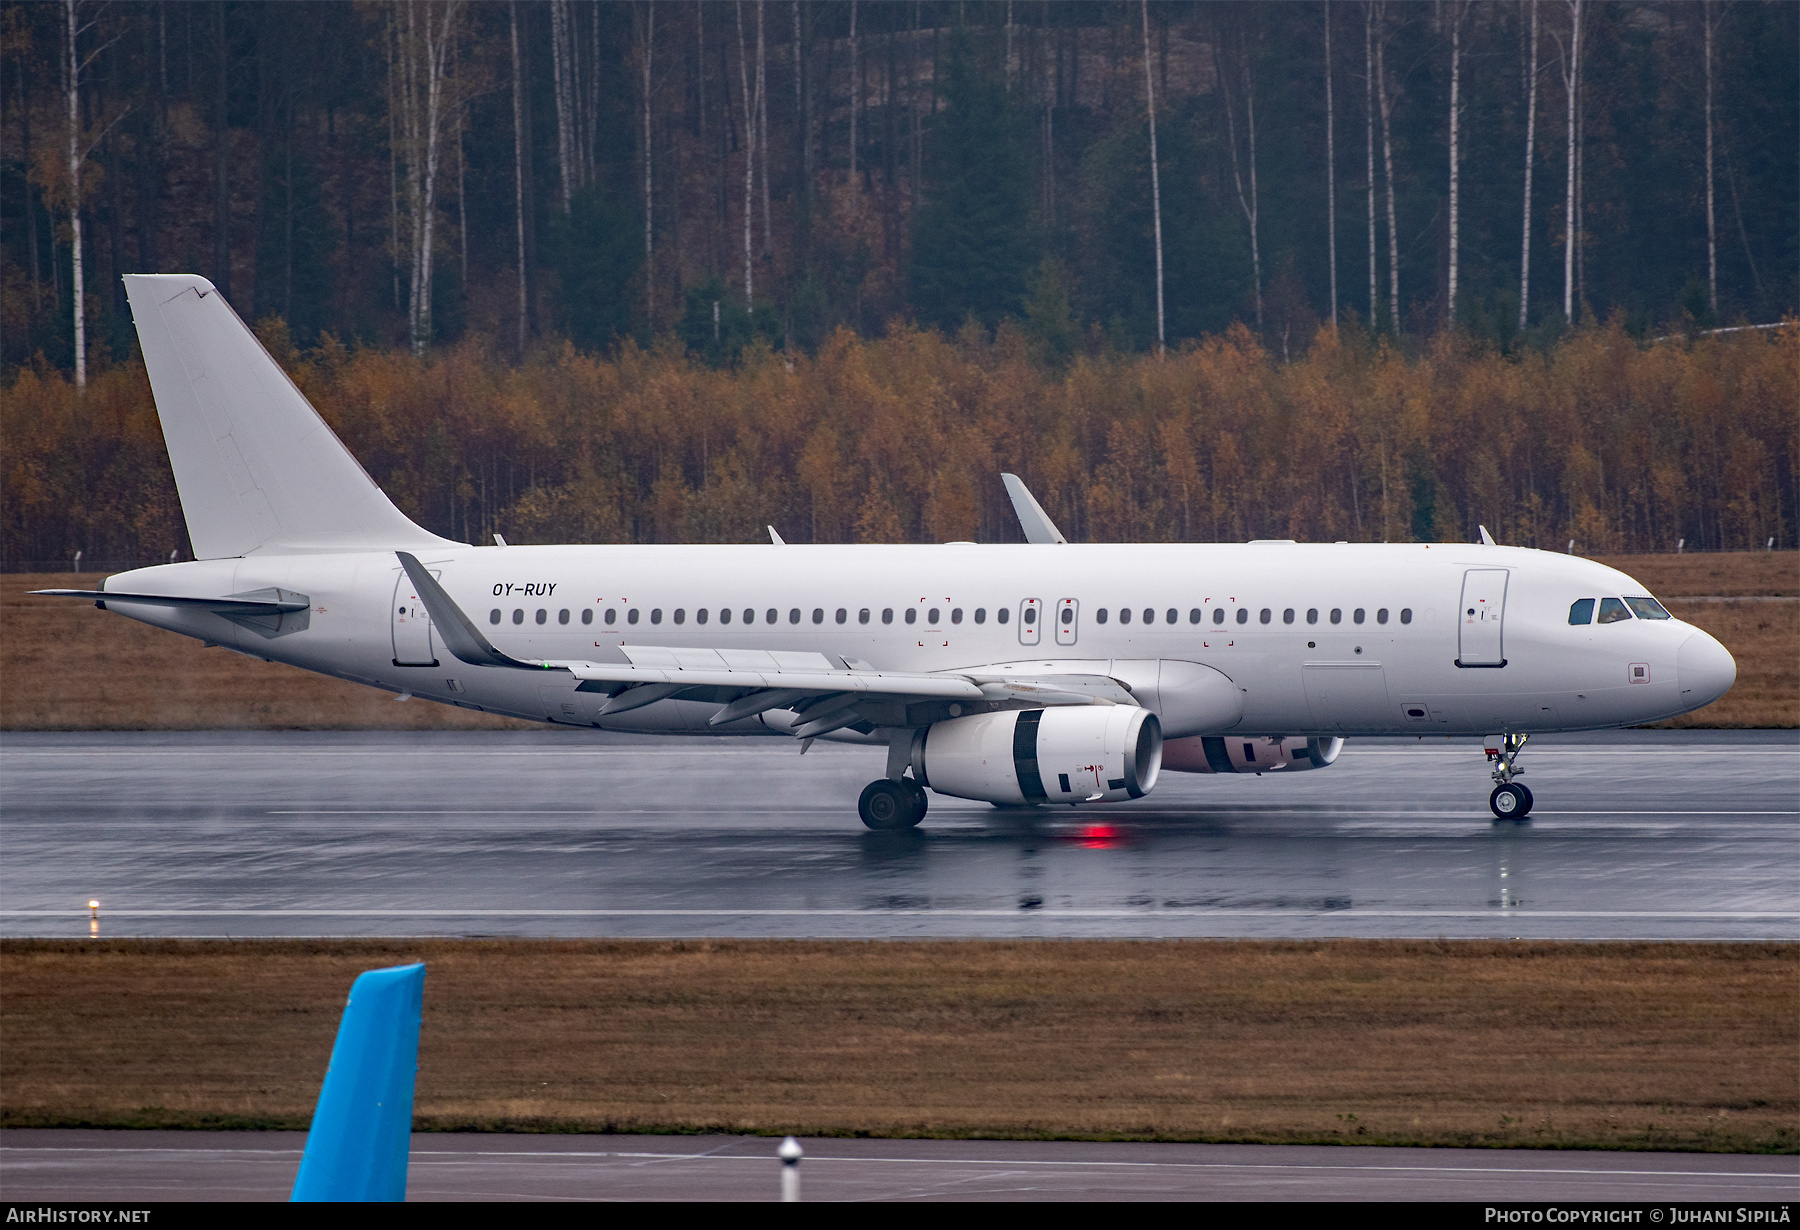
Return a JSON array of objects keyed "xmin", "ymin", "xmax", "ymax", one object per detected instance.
[
  {"xmin": 291, "ymin": 962, "xmax": 425, "ymax": 1203},
  {"xmin": 123, "ymin": 274, "xmax": 456, "ymax": 558}
]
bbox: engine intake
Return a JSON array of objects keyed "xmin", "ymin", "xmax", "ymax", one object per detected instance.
[
  {"xmin": 1162, "ymin": 734, "xmax": 1343, "ymax": 774},
  {"xmin": 913, "ymin": 706, "xmax": 1162, "ymax": 805}
]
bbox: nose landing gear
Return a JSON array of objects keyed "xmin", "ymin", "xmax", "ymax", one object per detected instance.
[{"xmin": 1484, "ymin": 733, "xmax": 1534, "ymax": 821}]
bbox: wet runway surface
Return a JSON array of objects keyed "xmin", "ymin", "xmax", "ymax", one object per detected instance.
[
  {"xmin": 1, "ymin": 729, "xmax": 1794, "ymax": 940},
  {"xmin": 3, "ymin": 1131, "xmax": 1796, "ymax": 1202}
]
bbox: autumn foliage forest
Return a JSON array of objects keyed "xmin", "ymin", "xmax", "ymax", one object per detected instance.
[{"xmin": 1, "ymin": 2, "xmax": 1796, "ymax": 564}]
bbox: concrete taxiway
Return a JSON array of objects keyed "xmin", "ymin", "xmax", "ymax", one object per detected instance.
[
  {"xmin": 0, "ymin": 729, "xmax": 1794, "ymax": 940},
  {"xmin": 2, "ymin": 1131, "xmax": 1796, "ymax": 1202}
]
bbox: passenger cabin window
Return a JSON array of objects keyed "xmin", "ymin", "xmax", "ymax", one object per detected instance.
[
  {"xmin": 1307, "ymin": 608, "xmax": 1319, "ymax": 625},
  {"xmin": 1143, "ymin": 608, "xmax": 1154, "ymax": 625},
  {"xmin": 629, "ymin": 609, "xmax": 641, "ymax": 624},
  {"xmin": 1058, "ymin": 607, "xmax": 1071, "ymax": 625},
  {"xmin": 766, "ymin": 609, "xmax": 778, "ymax": 624},
  {"xmin": 513, "ymin": 609, "xmax": 524, "ymax": 624},
  {"xmin": 974, "ymin": 608, "xmax": 987, "ymax": 624},
  {"xmin": 905, "ymin": 608, "xmax": 917, "ymax": 624},
  {"xmin": 1120, "ymin": 608, "xmax": 1132, "ymax": 625},
  {"xmin": 584, "ymin": 609, "xmax": 595, "ymax": 625},
  {"xmin": 558, "ymin": 609, "xmax": 570, "ymax": 624},
  {"xmin": 1212, "ymin": 608, "xmax": 1225, "ymax": 625},
  {"xmin": 1096, "ymin": 608, "xmax": 1109, "ymax": 624},
  {"xmin": 490, "ymin": 609, "xmax": 502, "ymax": 624},
  {"xmin": 1568, "ymin": 598, "xmax": 1595, "ymax": 625},
  {"xmin": 1625, "ymin": 596, "xmax": 1672, "ymax": 620},
  {"xmin": 1166, "ymin": 609, "xmax": 1177, "ymax": 625},
  {"xmin": 859, "ymin": 609, "xmax": 871, "ymax": 624},
  {"xmin": 696, "ymin": 609, "xmax": 708, "ymax": 624},
  {"xmin": 1399, "ymin": 608, "xmax": 1412, "ymax": 624},
  {"xmin": 1189, "ymin": 609, "xmax": 1202, "ymax": 624},
  {"xmin": 1236, "ymin": 608, "xmax": 1249, "ymax": 625},
  {"xmin": 1376, "ymin": 609, "xmax": 1388, "ymax": 624},
  {"xmin": 836, "ymin": 608, "xmax": 847, "ymax": 624},
  {"xmin": 650, "ymin": 609, "xmax": 662, "ymax": 624},
  {"xmin": 954, "ymin": 608, "xmax": 965, "ymax": 624},
  {"xmin": 1330, "ymin": 608, "xmax": 1343, "ymax": 624},
  {"xmin": 1260, "ymin": 609, "xmax": 1272, "ymax": 624},
  {"xmin": 1353, "ymin": 608, "xmax": 1365, "ymax": 624},
  {"xmin": 743, "ymin": 609, "xmax": 755, "ymax": 624},
  {"xmin": 674, "ymin": 609, "xmax": 686, "ymax": 625},
  {"xmin": 812, "ymin": 608, "xmax": 825, "ymax": 624},
  {"xmin": 882, "ymin": 608, "xmax": 894, "ymax": 624},
  {"xmin": 789, "ymin": 608, "xmax": 801, "ymax": 624},
  {"xmin": 928, "ymin": 608, "xmax": 940, "ymax": 624},
  {"xmin": 1283, "ymin": 609, "xmax": 1295, "ymax": 624},
  {"xmin": 535, "ymin": 609, "xmax": 547, "ymax": 624},
  {"xmin": 997, "ymin": 608, "xmax": 1010, "ymax": 624},
  {"xmin": 1597, "ymin": 597, "xmax": 1633, "ymax": 624}
]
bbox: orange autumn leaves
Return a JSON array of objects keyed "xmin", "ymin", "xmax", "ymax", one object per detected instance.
[{"xmin": 3, "ymin": 318, "xmax": 1794, "ymax": 565}]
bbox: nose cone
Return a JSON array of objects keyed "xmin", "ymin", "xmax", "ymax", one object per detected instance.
[{"xmin": 1677, "ymin": 630, "xmax": 1736, "ymax": 709}]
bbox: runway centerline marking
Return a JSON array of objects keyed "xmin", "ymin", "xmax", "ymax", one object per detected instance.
[{"xmin": 6, "ymin": 909, "xmax": 1793, "ymax": 920}]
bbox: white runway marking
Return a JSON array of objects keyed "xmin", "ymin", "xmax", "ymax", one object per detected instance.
[{"xmin": 5, "ymin": 908, "xmax": 1795, "ymax": 920}]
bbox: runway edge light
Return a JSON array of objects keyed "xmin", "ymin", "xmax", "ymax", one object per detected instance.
[{"xmin": 291, "ymin": 962, "xmax": 426, "ymax": 1203}]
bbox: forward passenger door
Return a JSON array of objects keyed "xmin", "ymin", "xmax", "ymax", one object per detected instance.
[{"xmin": 1456, "ymin": 569, "xmax": 1509, "ymax": 667}]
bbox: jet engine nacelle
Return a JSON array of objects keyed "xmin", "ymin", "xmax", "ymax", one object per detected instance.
[
  {"xmin": 913, "ymin": 705, "xmax": 1162, "ymax": 806},
  {"xmin": 1162, "ymin": 734, "xmax": 1343, "ymax": 774}
]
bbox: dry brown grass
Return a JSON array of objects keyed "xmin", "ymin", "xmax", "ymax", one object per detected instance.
[
  {"xmin": 3, "ymin": 554, "xmax": 1794, "ymax": 730},
  {"xmin": 0, "ymin": 573, "xmax": 533, "ymax": 731},
  {"xmin": 2, "ymin": 939, "xmax": 1793, "ymax": 1152}
]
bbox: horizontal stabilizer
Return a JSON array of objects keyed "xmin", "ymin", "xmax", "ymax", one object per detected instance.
[{"xmin": 31, "ymin": 587, "xmax": 310, "ymax": 614}]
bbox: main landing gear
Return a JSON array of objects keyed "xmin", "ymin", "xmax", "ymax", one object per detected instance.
[
  {"xmin": 1484, "ymin": 733, "xmax": 1534, "ymax": 821},
  {"xmin": 858, "ymin": 778, "xmax": 928, "ymax": 831}
]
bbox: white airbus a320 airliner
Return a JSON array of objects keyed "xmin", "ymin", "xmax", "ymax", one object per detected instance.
[{"xmin": 36, "ymin": 275, "xmax": 1737, "ymax": 829}]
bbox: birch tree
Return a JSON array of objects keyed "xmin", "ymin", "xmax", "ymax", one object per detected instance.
[
  {"xmin": 1446, "ymin": 0, "xmax": 1468, "ymax": 327},
  {"xmin": 1325, "ymin": 0, "xmax": 1337, "ymax": 327},
  {"xmin": 392, "ymin": 0, "xmax": 466, "ymax": 356},
  {"xmin": 848, "ymin": 0, "xmax": 858, "ymax": 201},
  {"xmin": 757, "ymin": 1, "xmax": 770, "ymax": 259},
  {"xmin": 1556, "ymin": 0, "xmax": 1581, "ymax": 321},
  {"xmin": 735, "ymin": 0, "xmax": 759, "ymax": 306},
  {"xmin": 1365, "ymin": 2, "xmax": 1378, "ymax": 324},
  {"xmin": 1519, "ymin": 0, "xmax": 1539, "ymax": 332},
  {"xmin": 511, "ymin": 0, "xmax": 530, "ymax": 356},
  {"xmin": 642, "ymin": 1, "xmax": 654, "ymax": 327},
  {"xmin": 1702, "ymin": 0, "xmax": 1719, "ymax": 317},
  {"xmin": 58, "ymin": 0, "xmax": 120, "ymax": 391},
  {"xmin": 1216, "ymin": 20, "xmax": 1262, "ymax": 332},
  {"xmin": 1377, "ymin": 4, "xmax": 1400, "ymax": 333},
  {"xmin": 1141, "ymin": 0, "xmax": 1164, "ymax": 353}
]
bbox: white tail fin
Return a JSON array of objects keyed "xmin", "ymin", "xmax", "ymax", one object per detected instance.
[{"xmin": 123, "ymin": 273, "xmax": 457, "ymax": 558}]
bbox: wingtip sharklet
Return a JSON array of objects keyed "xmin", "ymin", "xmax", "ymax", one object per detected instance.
[{"xmin": 1001, "ymin": 473, "xmax": 1069, "ymax": 544}]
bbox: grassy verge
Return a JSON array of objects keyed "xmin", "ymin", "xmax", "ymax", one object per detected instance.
[
  {"xmin": 3, "ymin": 939, "xmax": 1793, "ymax": 1152},
  {"xmin": 3, "ymin": 552, "xmax": 1795, "ymax": 730}
]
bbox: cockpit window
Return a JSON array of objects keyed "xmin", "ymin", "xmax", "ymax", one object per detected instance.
[
  {"xmin": 1624, "ymin": 596, "xmax": 1671, "ymax": 620},
  {"xmin": 1596, "ymin": 597, "xmax": 1633, "ymax": 624},
  {"xmin": 1568, "ymin": 598, "xmax": 1595, "ymax": 625}
]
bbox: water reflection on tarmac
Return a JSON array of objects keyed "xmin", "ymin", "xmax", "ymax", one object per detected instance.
[{"xmin": 1, "ymin": 729, "xmax": 1794, "ymax": 940}]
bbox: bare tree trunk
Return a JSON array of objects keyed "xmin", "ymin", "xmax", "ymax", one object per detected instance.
[
  {"xmin": 1326, "ymin": 0, "xmax": 1337, "ymax": 327},
  {"xmin": 551, "ymin": 0, "xmax": 575, "ymax": 212},
  {"xmin": 1217, "ymin": 27, "xmax": 1262, "ymax": 332},
  {"xmin": 1703, "ymin": 0, "xmax": 1717, "ymax": 317},
  {"xmin": 1447, "ymin": 1, "xmax": 1464, "ymax": 328},
  {"xmin": 212, "ymin": 0, "xmax": 231, "ymax": 300},
  {"xmin": 736, "ymin": 0, "xmax": 755, "ymax": 305},
  {"xmin": 644, "ymin": 0, "xmax": 655, "ymax": 328},
  {"xmin": 1366, "ymin": 2, "xmax": 1377, "ymax": 323},
  {"xmin": 1141, "ymin": 0, "xmax": 1163, "ymax": 353},
  {"xmin": 63, "ymin": 0, "xmax": 85, "ymax": 389},
  {"xmin": 1560, "ymin": 0, "xmax": 1580, "ymax": 321},
  {"xmin": 757, "ymin": 1, "xmax": 770, "ymax": 259},
  {"xmin": 1377, "ymin": 8, "xmax": 1399, "ymax": 333},
  {"xmin": 396, "ymin": 0, "xmax": 463, "ymax": 356},
  {"xmin": 1519, "ymin": 0, "xmax": 1538, "ymax": 332},
  {"xmin": 511, "ymin": 0, "xmax": 529, "ymax": 357},
  {"xmin": 849, "ymin": 0, "xmax": 858, "ymax": 202}
]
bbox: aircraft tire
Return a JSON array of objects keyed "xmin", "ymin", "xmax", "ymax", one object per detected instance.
[
  {"xmin": 1489, "ymin": 782, "xmax": 1533, "ymax": 821},
  {"xmin": 901, "ymin": 778, "xmax": 928, "ymax": 827},
  {"xmin": 859, "ymin": 779, "xmax": 916, "ymax": 831}
]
